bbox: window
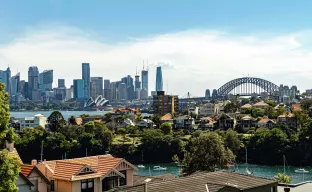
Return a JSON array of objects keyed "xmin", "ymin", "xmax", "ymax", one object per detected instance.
[
  {"xmin": 102, "ymin": 176, "xmax": 118, "ymax": 191},
  {"xmin": 50, "ymin": 180, "xmax": 55, "ymax": 191},
  {"xmin": 119, "ymin": 170, "xmax": 127, "ymax": 186},
  {"xmin": 81, "ymin": 179, "xmax": 94, "ymax": 192}
]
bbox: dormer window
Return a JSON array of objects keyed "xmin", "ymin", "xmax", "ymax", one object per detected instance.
[{"xmin": 78, "ymin": 166, "xmax": 94, "ymax": 175}]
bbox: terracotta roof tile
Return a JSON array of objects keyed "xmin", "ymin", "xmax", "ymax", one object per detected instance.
[
  {"xmin": 292, "ymin": 104, "xmax": 303, "ymax": 112},
  {"xmin": 241, "ymin": 104, "xmax": 252, "ymax": 109},
  {"xmin": 20, "ymin": 164, "xmax": 35, "ymax": 177},
  {"xmin": 53, "ymin": 161, "xmax": 85, "ymax": 181},
  {"xmin": 160, "ymin": 113, "xmax": 173, "ymax": 121},
  {"xmin": 278, "ymin": 113, "xmax": 295, "ymax": 118},
  {"xmin": 252, "ymin": 102, "xmax": 269, "ymax": 107},
  {"xmin": 8, "ymin": 148, "xmax": 23, "ymax": 164}
]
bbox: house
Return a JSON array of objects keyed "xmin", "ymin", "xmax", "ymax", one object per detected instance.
[
  {"xmin": 160, "ymin": 113, "xmax": 174, "ymax": 124},
  {"xmin": 198, "ymin": 103, "xmax": 219, "ymax": 117},
  {"xmin": 188, "ymin": 107, "xmax": 199, "ymax": 117},
  {"xmin": 21, "ymin": 163, "xmax": 51, "ymax": 192},
  {"xmin": 198, "ymin": 117, "xmax": 217, "ymax": 130},
  {"xmin": 240, "ymin": 104, "xmax": 252, "ymax": 113},
  {"xmin": 216, "ymin": 114, "xmax": 235, "ymax": 130},
  {"xmin": 112, "ymin": 171, "xmax": 278, "ymax": 192},
  {"xmin": 277, "ymin": 113, "xmax": 297, "ymax": 129},
  {"xmin": 121, "ymin": 119, "xmax": 135, "ymax": 128},
  {"xmin": 81, "ymin": 115, "xmax": 103, "ymax": 124},
  {"xmin": 17, "ymin": 114, "xmax": 47, "ymax": 132},
  {"xmin": 17, "ymin": 172, "xmax": 34, "ymax": 192},
  {"xmin": 113, "ymin": 108, "xmax": 141, "ymax": 115},
  {"xmin": 132, "ymin": 174, "xmax": 175, "ymax": 186},
  {"xmin": 174, "ymin": 115, "xmax": 195, "ymax": 129},
  {"xmin": 252, "ymin": 101, "xmax": 269, "ymax": 109},
  {"xmin": 137, "ymin": 119, "xmax": 154, "ymax": 129},
  {"xmin": 36, "ymin": 154, "xmax": 138, "ymax": 192},
  {"xmin": 258, "ymin": 118, "xmax": 276, "ymax": 128},
  {"xmin": 237, "ymin": 115, "xmax": 256, "ymax": 131}
]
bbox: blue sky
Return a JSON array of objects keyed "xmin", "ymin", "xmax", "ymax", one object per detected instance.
[{"xmin": 1, "ymin": 1, "xmax": 312, "ymax": 95}]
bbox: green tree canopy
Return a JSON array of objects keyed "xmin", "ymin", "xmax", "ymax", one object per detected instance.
[
  {"xmin": 0, "ymin": 83, "xmax": 20, "ymax": 192},
  {"xmin": 183, "ymin": 132, "xmax": 235, "ymax": 175},
  {"xmin": 84, "ymin": 122, "xmax": 95, "ymax": 133},
  {"xmin": 160, "ymin": 122, "xmax": 173, "ymax": 135},
  {"xmin": 275, "ymin": 173, "xmax": 292, "ymax": 184},
  {"xmin": 47, "ymin": 111, "xmax": 65, "ymax": 132},
  {"xmin": 68, "ymin": 115, "xmax": 77, "ymax": 125},
  {"xmin": 224, "ymin": 129, "xmax": 241, "ymax": 154}
]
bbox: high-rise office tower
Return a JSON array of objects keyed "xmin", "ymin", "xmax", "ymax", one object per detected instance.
[
  {"xmin": 19, "ymin": 80, "xmax": 26, "ymax": 97},
  {"xmin": 118, "ymin": 83, "xmax": 127, "ymax": 100},
  {"xmin": 0, "ymin": 67, "xmax": 11, "ymax": 94},
  {"xmin": 141, "ymin": 66, "xmax": 148, "ymax": 96},
  {"xmin": 104, "ymin": 79, "xmax": 111, "ymax": 100},
  {"xmin": 135, "ymin": 73, "xmax": 141, "ymax": 90},
  {"xmin": 10, "ymin": 73, "xmax": 20, "ymax": 95},
  {"xmin": 39, "ymin": 70, "xmax": 53, "ymax": 90},
  {"xmin": 91, "ymin": 77, "xmax": 103, "ymax": 99},
  {"xmin": 58, "ymin": 79, "xmax": 65, "ymax": 88},
  {"xmin": 156, "ymin": 66, "xmax": 163, "ymax": 91},
  {"xmin": 205, "ymin": 89, "xmax": 211, "ymax": 100},
  {"xmin": 28, "ymin": 66, "xmax": 39, "ymax": 99},
  {"xmin": 121, "ymin": 75, "xmax": 134, "ymax": 100},
  {"xmin": 73, "ymin": 79, "xmax": 85, "ymax": 100},
  {"xmin": 82, "ymin": 63, "xmax": 90, "ymax": 98},
  {"xmin": 110, "ymin": 82, "xmax": 117, "ymax": 100}
]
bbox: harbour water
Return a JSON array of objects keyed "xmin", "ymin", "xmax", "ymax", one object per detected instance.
[
  {"xmin": 10, "ymin": 111, "xmax": 151, "ymax": 120},
  {"xmin": 136, "ymin": 163, "xmax": 312, "ymax": 184}
]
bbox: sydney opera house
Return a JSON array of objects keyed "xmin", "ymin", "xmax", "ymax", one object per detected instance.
[{"xmin": 84, "ymin": 95, "xmax": 109, "ymax": 109}]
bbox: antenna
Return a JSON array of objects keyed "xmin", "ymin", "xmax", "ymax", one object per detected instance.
[
  {"xmin": 143, "ymin": 60, "xmax": 145, "ymax": 70},
  {"xmin": 147, "ymin": 60, "xmax": 149, "ymax": 71},
  {"xmin": 136, "ymin": 66, "xmax": 138, "ymax": 75},
  {"xmin": 86, "ymin": 148, "xmax": 88, "ymax": 157},
  {"xmin": 40, "ymin": 141, "xmax": 44, "ymax": 162},
  {"xmin": 65, "ymin": 152, "xmax": 67, "ymax": 159}
]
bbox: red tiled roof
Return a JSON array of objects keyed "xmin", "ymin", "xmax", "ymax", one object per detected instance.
[
  {"xmin": 41, "ymin": 154, "xmax": 136, "ymax": 181},
  {"xmin": 53, "ymin": 161, "xmax": 85, "ymax": 181},
  {"xmin": 292, "ymin": 104, "xmax": 303, "ymax": 112},
  {"xmin": 160, "ymin": 113, "xmax": 173, "ymax": 121},
  {"xmin": 241, "ymin": 104, "xmax": 252, "ymax": 109},
  {"xmin": 252, "ymin": 102, "xmax": 269, "ymax": 107},
  {"xmin": 258, "ymin": 118, "xmax": 274, "ymax": 124},
  {"xmin": 20, "ymin": 164, "xmax": 35, "ymax": 177}
]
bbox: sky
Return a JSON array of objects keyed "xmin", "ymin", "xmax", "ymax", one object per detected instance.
[{"xmin": 1, "ymin": 1, "xmax": 312, "ymax": 96}]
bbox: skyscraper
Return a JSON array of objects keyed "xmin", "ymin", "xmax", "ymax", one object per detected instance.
[
  {"xmin": 73, "ymin": 79, "xmax": 85, "ymax": 100},
  {"xmin": 118, "ymin": 83, "xmax": 127, "ymax": 100},
  {"xmin": 0, "ymin": 67, "xmax": 11, "ymax": 94},
  {"xmin": 156, "ymin": 66, "xmax": 163, "ymax": 91},
  {"xmin": 121, "ymin": 75, "xmax": 134, "ymax": 100},
  {"xmin": 58, "ymin": 79, "xmax": 65, "ymax": 88},
  {"xmin": 135, "ymin": 73, "xmax": 141, "ymax": 90},
  {"xmin": 10, "ymin": 73, "xmax": 20, "ymax": 95},
  {"xmin": 104, "ymin": 79, "xmax": 111, "ymax": 100},
  {"xmin": 28, "ymin": 66, "xmax": 39, "ymax": 99},
  {"xmin": 141, "ymin": 68, "xmax": 148, "ymax": 96},
  {"xmin": 39, "ymin": 70, "xmax": 53, "ymax": 90},
  {"xmin": 110, "ymin": 82, "xmax": 117, "ymax": 100},
  {"xmin": 82, "ymin": 63, "xmax": 90, "ymax": 98},
  {"xmin": 91, "ymin": 77, "xmax": 103, "ymax": 98}
]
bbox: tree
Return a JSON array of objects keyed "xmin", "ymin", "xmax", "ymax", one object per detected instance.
[
  {"xmin": 68, "ymin": 115, "xmax": 77, "ymax": 125},
  {"xmin": 47, "ymin": 111, "xmax": 65, "ymax": 132},
  {"xmin": 135, "ymin": 114, "xmax": 144, "ymax": 122},
  {"xmin": 127, "ymin": 125, "xmax": 139, "ymax": 134},
  {"xmin": 275, "ymin": 173, "xmax": 292, "ymax": 184},
  {"xmin": 224, "ymin": 129, "xmax": 241, "ymax": 154},
  {"xmin": 0, "ymin": 83, "xmax": 20, "ymax": 192},
  {"xmin": 0, "ymin": 150, "xmax": 20, "ymax": 192},
  {"xmin": 160, "ymin": 123, "xmax": 172, "ymax": 135},
  {"xmin": 183, "ymin": 132, "xmax": 235, "ymax": 175},
  {"xmin": 84, "ymin": 122, "xmax": 95, "ymax": 133},
  {"xmin": 251, "ymin": 108, "xmax": 265, "ymax": 118},
  {"xmin": 118, "ymin": 128, "xmax": 127, "ymax": 143},
  {"xmin": 151, "ymin": 114, "xmax": 161, "ymax": 128}
]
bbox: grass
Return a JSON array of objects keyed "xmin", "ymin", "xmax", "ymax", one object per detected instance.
[{"xmin": 112, "ymin": 134, "xmax": 142, "ymax": 145}]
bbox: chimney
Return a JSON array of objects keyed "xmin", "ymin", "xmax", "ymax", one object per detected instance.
[
  {"xmin": 5, "ymin": 141, "xmax": 14, "ymax": 152},
  {"xmin": 144, "ymin": 183, "xmax": 148, "ymax": 192},
  {"xmin": 31, "ymin": 159, "xmax": 38, "ymax": 166}
]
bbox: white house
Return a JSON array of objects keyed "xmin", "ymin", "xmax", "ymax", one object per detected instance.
[
  {"xmin": 137, "ymin": 119, "xmax": 154, "ymax": 128},
  {"xmin": 198, "ymin": 103, "xmax": 219, "ymax": 117},
  {"xmin": 18, "ymin": 114, "xmax": 47, "ymax": 131}
]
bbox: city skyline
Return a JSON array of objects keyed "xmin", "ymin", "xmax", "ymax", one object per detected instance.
[{"xmin": 2, "ymin": 1, "xmax": 312, "ymax": 96}]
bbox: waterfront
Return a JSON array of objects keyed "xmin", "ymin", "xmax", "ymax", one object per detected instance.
[
  {"xmin": 137, "ymin": 163, "xmax": 312, "ymax": 184},
  {"xmin": 10, "ymin": 111, "xmax": 151, "ymax": 119}
]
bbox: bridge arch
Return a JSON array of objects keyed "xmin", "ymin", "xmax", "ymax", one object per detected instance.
[{"xmin": 217, "ymin": 77, "xmax": 279, "ymax": 97}]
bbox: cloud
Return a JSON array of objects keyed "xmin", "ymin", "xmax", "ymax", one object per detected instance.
[{"xmin": 1, "ymin": 25, "xmax": 312, "ymax": 96}]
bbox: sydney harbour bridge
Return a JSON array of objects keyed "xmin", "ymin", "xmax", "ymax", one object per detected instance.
[{"xmin": 181, "ymin": 77, "xmax": 279, "ymax": 100}]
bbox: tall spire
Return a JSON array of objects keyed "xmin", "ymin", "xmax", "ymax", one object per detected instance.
[
  {"xmin": 143, "ymin": 60, "xmax": 145, "ymax": 70},
  {"xmin": 147, "ymin": 60, "xmax": 149, "ymax": 71}
]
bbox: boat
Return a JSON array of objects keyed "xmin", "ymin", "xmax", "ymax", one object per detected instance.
[
  {"xmin": 295, "ymin": 169, "xmax": 309, "ymax": 174},
  {"xmin": 153, "ymin": 166, "xmax": 167, "ymax": 171},
  {"xmin": 138, "ymin": 164, "xmax": 145, "ymax": 168}
]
